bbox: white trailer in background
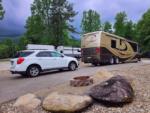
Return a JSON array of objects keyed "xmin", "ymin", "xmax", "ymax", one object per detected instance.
[
  {"xmin": 26, "ymin": 44, "xmax": 81, "ymax": 59},
  {"xmin": 57, "ymin": 46, "xmax": 81, "ymax": 59},
  {"xmin": 26, "ymin": 44, "xmax": 55, "ymax": 50}
]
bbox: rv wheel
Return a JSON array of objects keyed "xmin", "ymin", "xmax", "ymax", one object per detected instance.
[
  {"xmin": 110, "ymin": 58, "xmax": 114, "ymax": 65},
  {"xmin": 115, "ymin": 58, "xmax": 119, "ymax": 64},
  {"xmin": 92, "ymin": 63, "xmax": 98, "ymax": 66}
]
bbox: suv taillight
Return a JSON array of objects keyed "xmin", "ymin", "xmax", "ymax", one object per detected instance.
[
  {"xmin": 96, "ymin": 48, "xmax": 100, "ymax": 54},
  {"xmin": 17, "ymin": 57, "xmax": 25, "ymax": 64}
]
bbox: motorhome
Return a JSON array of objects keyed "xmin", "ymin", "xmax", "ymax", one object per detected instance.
[{"xmin": 81, "ymin": 31, "xmax": 139, "ymax": 66}]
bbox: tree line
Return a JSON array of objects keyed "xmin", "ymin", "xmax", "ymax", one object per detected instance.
[{"xmin": 0, "ymin": 0, "xmax": 150, "ymax": 58}]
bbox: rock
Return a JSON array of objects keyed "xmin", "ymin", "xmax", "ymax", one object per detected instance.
[
  {"xmin": 93, "ymin": 68, "xmax": 114, "ymax": 82},
  {"xmin": 89, "ymin": 75, "xmax": 134, "ymax": 104},
  {"xmin": 42, "ymin": 92, "xmax": 92, "ymax": 112},
  {"xmin": 70, "ymin": 76, "xmax": 94, "ymax": 87},
  {"xmin": 14, "ymin": 93, "xmax": 41, "ymax": 111}
]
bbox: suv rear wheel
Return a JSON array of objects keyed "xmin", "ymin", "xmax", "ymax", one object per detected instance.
[
  {"xmin": 27, "ymin": 65, "xmax": 40, "ymax": 77},
  {"xmin": 69, "ymin": 62, "xmax": 77, "ymax": 71}
]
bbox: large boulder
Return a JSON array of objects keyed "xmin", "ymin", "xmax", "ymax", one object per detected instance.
[
  {"xmin": 89, "ymin": 75, "xmax": 134, "ymax": 104},
  {"xmin": 42, "ymin": 92, "xmax": 92, "ymax": 112},
  {"xmin": 13, "ymin": 93, "xmax": 41, "ymax": 111},
  {"xmin": 93, "ymin": 68, "xmax": 114, "ymax": 82}
]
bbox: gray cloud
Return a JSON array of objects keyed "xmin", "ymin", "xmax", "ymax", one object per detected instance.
[
  {"xmin": 0, "ymin": 0, "xmax": 33, "ymax": 38},
  {"xmin": 71, "ymin": 0, "xmax": 150, "ymax": 23}
]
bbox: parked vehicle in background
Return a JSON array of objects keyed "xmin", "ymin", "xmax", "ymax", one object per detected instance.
[
  {"xmin": 10, "ymin": 50, "xmax": 79, "ymax": 77},
  {"xmin": 26, "ymin": 44, "xmax": 81, "ymax": 59},
  {"xmin": 57, "ymin": 46, "xmax": 81, "ymax": 59},
  {"xmin": 26, "ymin": 44, "xmax": 55, "ymax": 50},
  {"xmin": 81, "ymin": 31, "xmax": 140, "ymax": 66}
]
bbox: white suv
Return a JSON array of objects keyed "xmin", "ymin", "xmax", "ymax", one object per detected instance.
[{"xmin": 10, "ymin": 50, "xmax": 79, "ymax": 77}]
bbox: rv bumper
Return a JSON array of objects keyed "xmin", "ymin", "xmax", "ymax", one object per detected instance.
[{"xmin": 82, "ymin": 56, "xmax": 100, "ymax": 63}]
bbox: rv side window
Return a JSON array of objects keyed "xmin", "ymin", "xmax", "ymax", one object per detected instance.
[
  {"xmin": 111, "ymin": 40, "xmax": 116, "ymax": 48},
  {"xmin": 120, "ymin": 39, "xmax": 122, "ymax": 45},
  {"xmin": 129, "ymin": 42, "xmax": 138, "ymax": 52}
]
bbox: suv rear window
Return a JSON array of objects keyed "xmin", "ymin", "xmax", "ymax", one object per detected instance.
[{"xmin": 13, "ymin": 51, "xmax": 34, "ymax": 58}]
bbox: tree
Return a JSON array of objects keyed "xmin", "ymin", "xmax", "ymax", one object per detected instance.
[
  {"xmin": 18, "ymin": 36, "xmax": 31, "ymax": 50},
  {"xmin": 3, "ymin": 38, "xmax": 17, "ymax": 57},
  {"xmin": 114, "ymin": 11, "xmax": 127, "ymax": 37},
  {"xmin": 136, "ymin": 9, "xmax": 150, "ymax": 51},
  {"xmin": 26, "ymin": 0, "xmax": 77, "ymax": 46},
  {"xmin": 0, "ymin": 44, "xmax": 9, "ymax": 58},
  {"xmin": 124, "ymin": 20, "xmax": 136, "ymax": 40},
  {"xmin": 25, "ymin": 0, "xmax": 52, "ymax": 44},
  {"xmin": 25, "ymin": 15, "xmax": 45, "ymax": 44},
  {"xmin": 102, "ymin": 21, "xmax": 112, "ymax": 33},
  {"xmin": 0, "ymin": 38, "xmax": 17, "ymax": 58},
  {"xmin": 81, "ymin": 10, "xmax": 101, "ymax": 33},
  {"xmin": 0, "ymin": 0, "xmax": 4, "ymax": 20},
  {"xmin": 50, "ymin": 0, "xmax": 77, "ymax": 46}
]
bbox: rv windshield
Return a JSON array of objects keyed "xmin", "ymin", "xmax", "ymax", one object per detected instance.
[{"xmin": 82, "ymin": 33, "xmax": 100, "ymax": 48}]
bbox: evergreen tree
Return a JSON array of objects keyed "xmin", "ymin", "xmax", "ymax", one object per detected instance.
[
  {"xmin": 103, "ymin": 21, "xmax": 112, "ymax": 33},
  {"xmin": 81, "ymin": 10, "xmax": 101, "ymax": 33},
  {"xmin": 136, "ymin": 9, "xmax": 150, "ymax": 51},
  {"xmin": 25, "ymin": 0, "xmax": 77, "ymax": 46},
  {"xmin": 50, "ymin": 0, "xmax": 77, "ymax": 46},
  {"xmin": 0, "ymin": 0, "xmax": 5, "ymax": 20},
  {"xmin": 18, "ymin": 36, "xmax": 31, "ymax": 50},
  {"xmin": 114, "ymin": 11, "xmax": 127, "ymax": 37},
  {"xmin": 124, "ymin": 20, "xmax": 136, "ymax": 40},
  {"xmin": 25, "ymin": 15, "xmax": 45, "ymax": 44}
]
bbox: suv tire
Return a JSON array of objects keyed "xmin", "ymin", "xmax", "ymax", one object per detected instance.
[
  {"xmin": 27, "ymin": 65, "xmax": 40, "ymax": 77},
  {"xmin": 69, "ymin": 62, "xmax": 77, "ymax": 71}
]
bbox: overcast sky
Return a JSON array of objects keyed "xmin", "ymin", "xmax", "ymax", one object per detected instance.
[{"xmin": 0, "ymin": 0, "xmax": 150, "ymax": 38}]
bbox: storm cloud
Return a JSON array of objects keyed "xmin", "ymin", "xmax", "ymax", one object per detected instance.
[
  {"xmin": 0, "ymin": 0, "xmax": 33, "ymax": 38},
  {"xmin": 0, "ymin": 0, "xmax": 150, "ymax": 38}
]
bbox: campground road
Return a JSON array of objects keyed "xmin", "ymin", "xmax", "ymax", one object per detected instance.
[{"xmin": 0, "ymin": 61, "xmax": 149, "ymax": 104}]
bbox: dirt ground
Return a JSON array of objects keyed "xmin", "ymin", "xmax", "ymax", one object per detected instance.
[{"xmin": 0, "ymin": 62, "xmax": 150, "ymax": 113}]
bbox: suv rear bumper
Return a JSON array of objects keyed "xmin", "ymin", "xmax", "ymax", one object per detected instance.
[{"xmin": 82, "ymin": 55, "xmax": 100, "ymax": 63}]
